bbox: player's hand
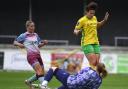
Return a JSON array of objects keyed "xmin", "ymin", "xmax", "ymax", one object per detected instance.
[
  {"xmin": 104, "ymin": 12, "xmax": 109, "ymax": 21},
  {"xmin": 14, "ymin": 41, "xmax": 25, "ymax": 48},
  {"xmin": 43, "ymin": 40, "xmax": 48, "ymax": 45},
  {"xmin": 18, "ymin": 43, "xmax": 25, "ymax": 48},
  {"xmin": 38, "ymin": 40, "xmax": 48, "ymax": 48},
  {"xmin": 74, "ymin": 29, "xmax": 81, "ymax": 36}
]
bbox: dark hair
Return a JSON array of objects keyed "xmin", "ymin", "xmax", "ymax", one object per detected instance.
[
  {"xmin": 86, "ymin": 2, "xmax": 98, "ymax": 12},
  {"xmin": 97, "ymin": 63, "xmax": 108, "ymax": 78}
]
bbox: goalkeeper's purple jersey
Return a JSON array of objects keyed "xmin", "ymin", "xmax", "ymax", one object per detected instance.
[
  {"xmin": 67, "ymin": 67, "xmax": 102, "ymax": 89},
  {"xmin": 16, "ymin": 32, "xmax": 42, "ymax": 55}
]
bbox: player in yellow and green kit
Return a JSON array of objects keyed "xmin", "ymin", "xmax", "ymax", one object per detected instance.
[{"xmin": 74, "ymin": 2, "xmax": 109, "ymax": 69}]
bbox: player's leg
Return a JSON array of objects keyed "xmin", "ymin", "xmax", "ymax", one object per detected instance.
[
  {"xmin": 38, "ymin": 54, "xmax": 45, "ymax": 75},
  {"xmin": 41, "ymin": 67, "xmax": 70, "ymax": 89},
  {"xmin": 25, "ymin": 74, "xmax": 37, "ymax": 87},
  {"xmin": 94, "ymin": 44, "xmax": 101, "ymax": 64},
  {"xmin": 25, "ymin": 55, "xmax": 38, "ymax": 89},
  {"xmin": 27, "ymin": 55, "xmax": 45, "ymax": 89},
  {"xmin": 25, "ymin": 55, "xmax": 44, "ymax": 88},
  {"xmin": 33, "ymin": 62, "xmax": 45, "ymax": 83},
  {"xmin": 38, "ymin": 55, "xmax": 44, "ymax": 71},
  {"xmin": 30, "ymin": 54, "xmax": 45, "ymax": 83},
  {"xmin": 36, "ymin": 54, "xmax": 45, "ymax": 83},
  {"xmin": 54, "ymin": 68, "xmax": 70, "ymax": 86},
  {"xmin": 25, "ymin": 74, "xmax": 37, "ymax": 83},
  {"xmin": 82, "ymin": 44, "xmax": 97, "ymax": 69},
  {"xmin": 40, "ymin": 68, "xmax": 55, "ymax": 88}
]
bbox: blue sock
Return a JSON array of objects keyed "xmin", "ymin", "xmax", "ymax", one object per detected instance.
[{"xmin": 44, "ymin": 68, "xmax": 54, "ymax": 82}]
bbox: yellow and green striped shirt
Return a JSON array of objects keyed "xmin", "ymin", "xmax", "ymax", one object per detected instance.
[{"xmin": 75, "ymin": 16, "xmax": 99, "ymax": 46}]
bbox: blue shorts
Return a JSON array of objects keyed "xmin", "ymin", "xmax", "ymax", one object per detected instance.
[{"xmin": 54, "ymin": 69, "xmax": 70, "ymax": 88}]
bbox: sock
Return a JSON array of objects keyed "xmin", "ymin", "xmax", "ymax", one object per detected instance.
[
  {"xmin": 27, "ymin": 74, "xmax": 37, "ymax": 83},
  {"xmin": 41, "ymin": 80, "xmax": 48, "ymax": 86},
  {"xmin": 44, "ymin": 68, "xmax": 54, "ymax": 82},
  {"xmin": 36, "ymin": 75, "xmax": 44, "ymax": 83}
]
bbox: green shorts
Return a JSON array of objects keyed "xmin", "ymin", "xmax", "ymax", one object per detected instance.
[{"xmin": 82, "ymin": 44, "xmax": 101, "ymax": 54}]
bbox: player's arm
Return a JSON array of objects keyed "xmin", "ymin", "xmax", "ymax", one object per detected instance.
[
  {"xmin": 97, "ymin": 12, "xmax": 109, "ymax": 29},
  {"xmin": 74, "ymin": 18, "xmax": 83, "ymax": 36},
  {"xmin": 36, "ymin": 34, "xmax": 48, "ymax": 48},
  {"xmin": 13, "ymin": 34, "xmax": 25, "ymax": 48},
  {"xmin": 74, "ymin": 29, "xmax": 81, "ymax": 36},
  {"xmin": 38, "ymin": 40, "xmax": 48, "ymax": 48},
  {"xmin": 13, "ymin": 41, "xmax": 24, "ymax": 48}
]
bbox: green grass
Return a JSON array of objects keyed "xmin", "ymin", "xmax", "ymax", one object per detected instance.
[{"xmin": 0, "ymin": 70, "xmax": 128, "ymax": 89}]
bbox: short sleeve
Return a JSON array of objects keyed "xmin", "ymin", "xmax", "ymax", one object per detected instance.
[
  {"xmin": 35, "ymin": 33, "xmax": 42, "ymax": 43},
  {"xmin": 75, "ymin": 17, "xmax": 84, "ymax": 30},
  {"xmin": 94, "ymin": 16, "xmax": 97, "ymax": 21},
  {"xmin": 15, "ymin": 33, "xmax": 25, "ymax": 43}
]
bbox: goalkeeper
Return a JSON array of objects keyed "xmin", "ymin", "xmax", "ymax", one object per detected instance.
[{"xmin": 40, "ymin": 63, "xmax": 107, "ymax": 89}]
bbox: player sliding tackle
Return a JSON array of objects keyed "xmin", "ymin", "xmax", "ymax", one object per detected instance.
[
  {"xmin": 40, "ymin": 62, "xmax": 107, "ymax": 89},
  {"xmin": 13, "ymin": 20, "xmax": 48, "ymax": 89}
]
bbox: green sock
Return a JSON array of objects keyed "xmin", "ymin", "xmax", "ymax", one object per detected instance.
[{"xmin": 27, "ymin": 74, "xmax": 38, "ymax": 83}]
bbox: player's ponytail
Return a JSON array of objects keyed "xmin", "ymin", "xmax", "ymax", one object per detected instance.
[{"xmin": 97, "ymin": 63, "xmax": 108, "ymax": 78}]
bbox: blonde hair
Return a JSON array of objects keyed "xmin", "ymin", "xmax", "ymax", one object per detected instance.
[
  {"xmin": 97, "ymin": 63, "xmax": 108, "ymax": 78},
  {"xmin": 25, "ymin": 20, "xmax": 34, "ymax": 28}
]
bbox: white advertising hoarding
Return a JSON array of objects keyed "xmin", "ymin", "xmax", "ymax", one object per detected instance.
[
  {"xmin": 1, "ymin": 49, "xmax": 118, "ymax": 73},
  {"xmin": 101, "ymin": 53, "xmax": 118, "ymax": 73},
  {"xmin": 82, "ymin": 53, "xmax": 118, "ymax": 73},
  {"xmin": 2, "ymin": 49, "xmax": 51, "ymax": 71}
]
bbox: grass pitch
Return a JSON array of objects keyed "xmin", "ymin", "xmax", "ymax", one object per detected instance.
[{"xmin": 0, "ymin": 70, "xmax": 128, "ymax": 89}]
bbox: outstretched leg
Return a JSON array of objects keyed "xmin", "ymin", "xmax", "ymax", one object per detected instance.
[
  {"xmin": 41, "ymin": 67, "xmax": 70, "ymax": 89},
  {"xmin": 41, "ymin": 67, "xmax": 56, "ymax": 89}
]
